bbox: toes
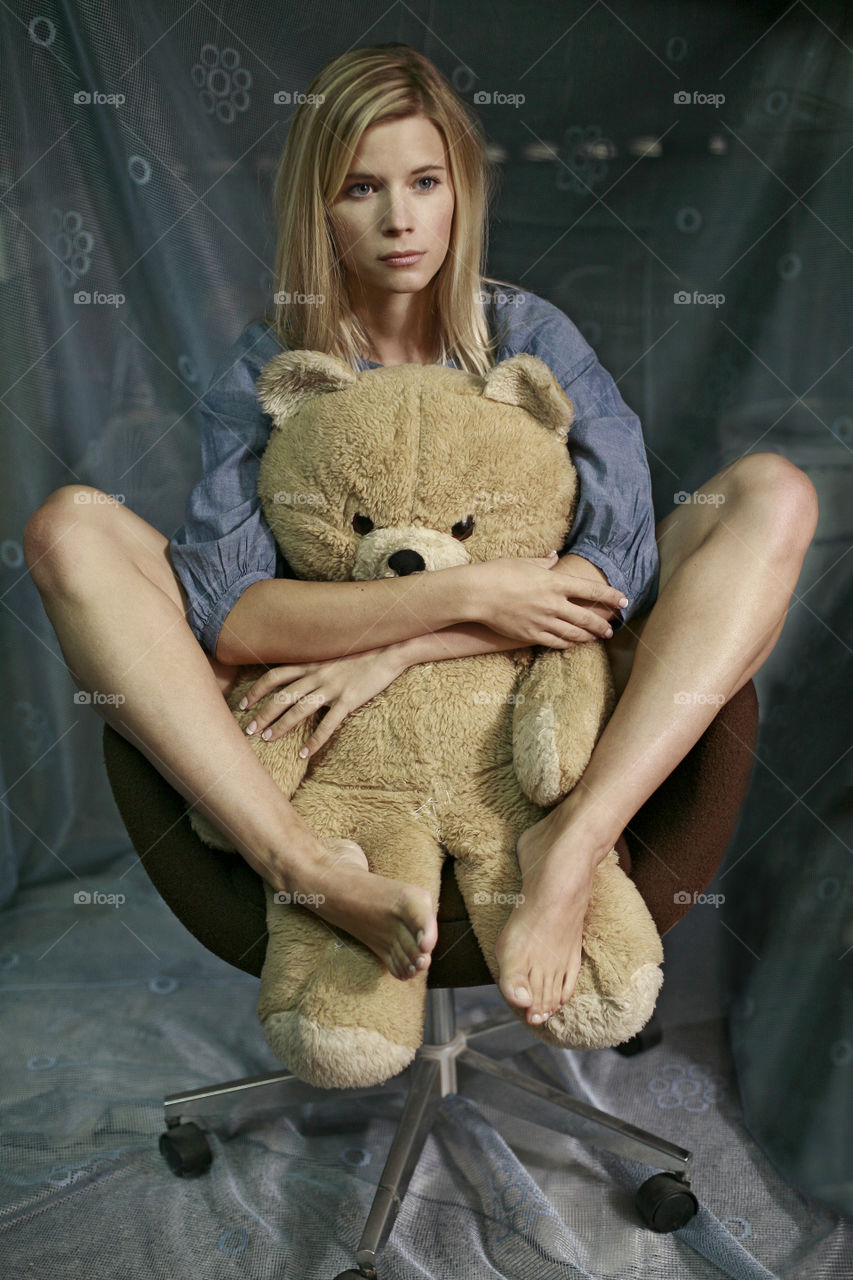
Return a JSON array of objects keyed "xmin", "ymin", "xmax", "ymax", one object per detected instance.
[
  {"xmin": 498, "ymin": 974, "xmax": 533, "ymax": 1010},
  {"xmin": 397, "ymin": 890, "xmax": 437, "ymax": 956},
  {"xmin": 525, "ymin": 967, "xmax": 549, "ymax": 1025},
  {"xmin": 388, "ymin": 939, "xmax": 412, "ymax": 979}
]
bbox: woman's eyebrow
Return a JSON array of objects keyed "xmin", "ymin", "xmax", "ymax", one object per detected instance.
[{"xmin": 344, "ymin": 163, "xmax": 446, "ymax": 181}]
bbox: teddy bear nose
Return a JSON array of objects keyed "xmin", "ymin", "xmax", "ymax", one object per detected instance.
[{"xmin": 387, "ymin": 548, "xmax": 426, "ymax": 576}]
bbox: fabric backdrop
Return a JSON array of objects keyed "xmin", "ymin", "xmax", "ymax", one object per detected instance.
[{"xmin": 1, "ymin": 0, "xmax": 851, "ymax": 1234}]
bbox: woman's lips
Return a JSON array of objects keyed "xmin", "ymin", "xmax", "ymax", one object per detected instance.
[{"xmin": 379, "ymin": 252, "xmax": 425, "ymax": 267}]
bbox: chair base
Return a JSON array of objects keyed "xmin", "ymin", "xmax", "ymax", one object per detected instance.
[{"xmin": 161, "ymin": 990, "xmax": 698, "ymax": 1274}]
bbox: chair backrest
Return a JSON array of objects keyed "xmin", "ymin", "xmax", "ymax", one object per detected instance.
[{"xmin": 102, "ymin": 680, "xmax": 759, "ymax": 986}]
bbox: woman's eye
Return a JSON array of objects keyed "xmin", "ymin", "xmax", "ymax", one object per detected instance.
[
  {"xmin": 352, "ymin": 513, "xmax": 374, "ymax": 535},
  {"xmin": 451, "ymin": 515, "xmax": 475, "ymax": 541},
  {"xmin": 345, "ymin": 176, "xmax": 440, "ymax": 198}
]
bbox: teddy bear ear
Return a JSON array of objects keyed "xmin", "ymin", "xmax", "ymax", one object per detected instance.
[
  {"xmin": 256, "ymin": 350, "xmax": 357, "ymax": 425},
  {"xmin": 481, "ymin": 353, "xmax": 574, "ymax": 443}
]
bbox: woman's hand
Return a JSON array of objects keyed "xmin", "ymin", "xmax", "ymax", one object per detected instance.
[
  {"xmin": 469, "ymin": 552, "xmax": 629, "ymax": 646},
  {"xmin": 240, "ymin": 644, "xmax": 409, "ymax": 757}
]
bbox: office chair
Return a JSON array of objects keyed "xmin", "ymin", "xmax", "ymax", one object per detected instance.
[{"xmin": 102, "ymin": 679, "xmax": 758, "ymax": 1279}]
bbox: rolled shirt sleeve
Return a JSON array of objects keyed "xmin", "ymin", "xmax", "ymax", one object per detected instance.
[
  {"xmin": 492, "ymin": 290, "xmax": 660, "ymax": 629},
  {"xmin": 169, "ymin": 323, "xmax": 288, "ymax": 657}
]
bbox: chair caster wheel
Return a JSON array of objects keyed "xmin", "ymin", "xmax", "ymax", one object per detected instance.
[
  {"xmin": 332, "ymin": 1270, "xmax": 373, "ymax": 1279},
  {"xmin": 635, "ymin": 1172, "xmax": 699, "ymax": 1232},
  {"xmin": 614, "ymin": 1014, "xmax": 663, "ymax": 1056},
  {"xmin": 159, "ymin": 1122, "xmax": 213, "ymax": 1178}
]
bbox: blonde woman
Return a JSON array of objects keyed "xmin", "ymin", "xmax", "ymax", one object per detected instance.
[{"xmin": 24, "ymin": 44, "xmax": 817, "ymax": 1030}]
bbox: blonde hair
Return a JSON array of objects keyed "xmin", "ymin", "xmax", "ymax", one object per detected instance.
[{"xmin": 263, "ymin": 43, "xmax": 514, "ymax": 376}]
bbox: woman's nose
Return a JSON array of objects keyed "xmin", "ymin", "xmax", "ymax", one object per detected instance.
[{"xmin": 379, "ymin": 191, "xmax": 415, "ymax": 231}]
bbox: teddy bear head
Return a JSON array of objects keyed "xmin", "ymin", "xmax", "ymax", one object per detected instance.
[{"xmin": 254, "ymin": 350, "xmax": 578, "ymax": 584}]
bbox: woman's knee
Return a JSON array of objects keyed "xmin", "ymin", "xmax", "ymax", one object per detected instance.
[
  {"xmin": 24, "ymin": 485, "xmax": 109, "ymax": 579},
  {"xmin": 24, "ymin": 484, "xmax": 177, "ymax": 604},
  {"xmin": 723, "ymin": 452, "xmax": 819, "ymax": 547}
]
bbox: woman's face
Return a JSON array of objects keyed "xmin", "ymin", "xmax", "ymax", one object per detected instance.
[{"xmin": 328, "ymin": 115, "xmax": 455, "ymax": 301}]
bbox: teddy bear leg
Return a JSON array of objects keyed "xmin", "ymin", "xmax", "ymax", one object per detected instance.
[
  {"xmin": 187, "ymin": 666, "xmax": 315, "ymax": 852},
  {"xmin": 446, "ymin": 786, "xmax": 664, "ymax": 1052},
  {"xmin": 512, "ymin": 643, "xmax": 616, "ymax": 808},
  {"xmin": 257, "ymin": 785, "xmax": 445, "ymax": 1089},
  {"xmin": 530, "ymin": 849, "xmax": 665, "ymax": 1051}
]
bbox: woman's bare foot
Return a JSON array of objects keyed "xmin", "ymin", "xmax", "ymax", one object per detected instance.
[
  {"xmin": 494, "ymin": 803, "xmax": 614, "ymax": 1026},
  {"xmin": 281, "ymin": 837, "xmax": 438, "ymax": 981}
]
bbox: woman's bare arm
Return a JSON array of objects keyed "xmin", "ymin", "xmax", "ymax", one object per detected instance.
[
  {"xmin": 217, "ymin": 553, "xmax": 627, "ymax": 666},
  {"xmin": 389, "ymin": 554, "xmax": 621, "ymax": 668},
  {"xmin": 216, "ymin": 566, "xmax": 476, "ymax": 665}
]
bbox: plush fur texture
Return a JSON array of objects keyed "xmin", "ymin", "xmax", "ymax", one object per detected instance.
[{"xmin": 188, "ymin": 351, "xmax": 663, "ymax": 1088}]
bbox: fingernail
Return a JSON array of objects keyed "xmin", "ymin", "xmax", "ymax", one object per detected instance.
[
  {"xmin": 239, "ymin": 696, "xmax": 248, "ymax": 710},
  {"xmin": 605, "ymin": 626, "xmax": 613, "ymax": 638},
  {"xmin": 261, "ymin": 728, "xmax": 272, "ymax": 740},
  {"xmin": 619, "ymin": 596, "xmax": 629, "ymax": 607},
  {"xmin": 246, "ymin": 721, "xmax": 256, "ymax": 735},
  {"xmin": 408, "ymin": 963, "xmax": 416, "ymax": 975},
  {"xmin": 299, "ymin": 746, "xmax": 309, "ymax": 758}
]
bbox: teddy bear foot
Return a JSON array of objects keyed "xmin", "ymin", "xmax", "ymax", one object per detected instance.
[
  {"xmin": 262, "ymin": 1011, "xmax": 419, "ymax": 1089},
  {"xmin": 530, "ymin": 959, "xmax": 664, "ymax": 1051},
  {"xmin": 186, "ymin": 806, "xmax": 237, "ymax": 854}
]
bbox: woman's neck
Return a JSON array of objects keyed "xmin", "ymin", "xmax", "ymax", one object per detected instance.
[{"xmin": 352, "ymin": 282, "xmax": 440, "ymax": 366}]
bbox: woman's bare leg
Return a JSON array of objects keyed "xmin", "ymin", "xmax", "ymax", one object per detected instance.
[
  {"xmin": 495, "ymin": 452, "xmax": 819, "ymax": 1024},
  {"xmin": 23, "ymin": 486, "xmax": 436, "ymax": 978}
]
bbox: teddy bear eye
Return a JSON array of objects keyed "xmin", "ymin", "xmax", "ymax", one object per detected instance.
[
  {"xmin": 352, "ymin": 513, "xmax": 374, "ymax": 535},
  {"xmin": 451, "ymin": 514, "xmax": 475, "ymax": 541}
]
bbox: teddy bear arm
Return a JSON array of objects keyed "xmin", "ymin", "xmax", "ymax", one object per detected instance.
[
  {"xmin": 186, "ymin": 667, "xmax": 314, "ymax": 853},
  {"xmin": 512, "ymin": 643, "xmax": 617, "ymax": 809}
]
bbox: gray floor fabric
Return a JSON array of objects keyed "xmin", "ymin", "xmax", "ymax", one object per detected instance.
[{"xmin": 2, "ymin": 855, "xmax": 851, "ymax": 1279}]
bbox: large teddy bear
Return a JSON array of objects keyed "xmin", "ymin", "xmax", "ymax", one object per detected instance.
[{"xmin": 188, "ymin": 350, "xmax": 664, "ymax": 1089}]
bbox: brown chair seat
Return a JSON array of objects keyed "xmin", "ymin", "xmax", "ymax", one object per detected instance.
[{"xmin": 102, "ymin": 680, "xmax": 759, "ymax": 984}]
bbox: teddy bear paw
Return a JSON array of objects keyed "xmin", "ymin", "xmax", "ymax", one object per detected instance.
[
  {"xmin": 263, "ymin": 1011, "xmax": 418, "ymax": 1088},
  {"xmin": 186, "ymin": 805, "xmax": 237, "ymax": 854}
]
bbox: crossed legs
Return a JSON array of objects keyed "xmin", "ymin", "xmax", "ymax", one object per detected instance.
[{"xmin": 494, "ymin": 451, "xmax": 819, "ymax": 1024}]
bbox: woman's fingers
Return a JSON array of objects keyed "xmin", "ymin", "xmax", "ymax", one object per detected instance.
[
  {"xmin": 240, "ymin": 664, "xmax": 307, "ymax": 710},
  {"xmin": 245, "ymin": 680, "xmax": 322, "ymax": 738},
  {"xmin": 297, "ymin": 704, "xmax": 347, "ymax": 757},
  {"xmin": 555, "ymin": 574, "xmax": 628, "ymax": 612},
  {"xmin": 259, "ymin": 692, "xmax": 323, "ymax": 740}
]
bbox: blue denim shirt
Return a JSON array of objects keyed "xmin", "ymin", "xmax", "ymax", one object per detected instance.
[{"xmin": 169, "ymin": 281, "xmax": 660, "ymax": 657}]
